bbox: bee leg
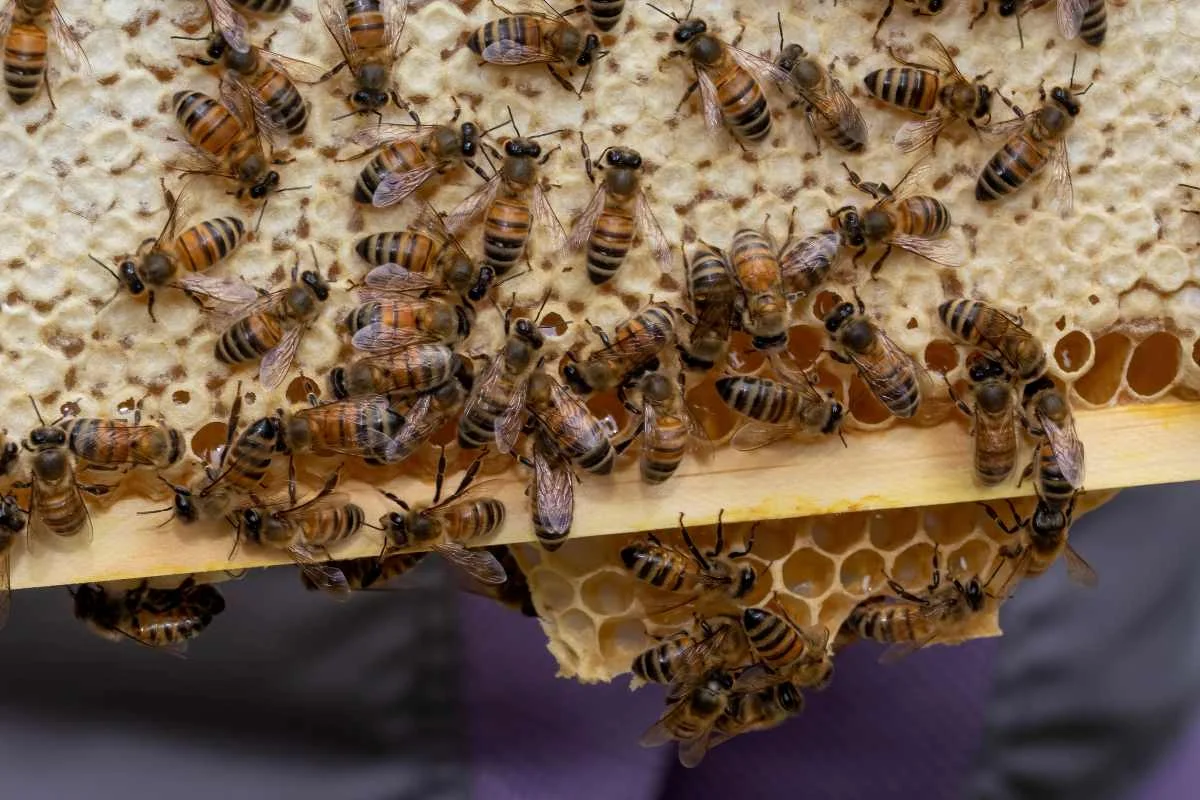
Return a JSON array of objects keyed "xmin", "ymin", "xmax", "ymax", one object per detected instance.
[
  {"xmin": 728, "ymin": 519, "xmax": 756, "ymax": 559},
  {"xmin": 872, "ymin": 0, "xmax": 896, "ymax": 47},
  {"xmin": 545, "ymin": 64, "xmax": 577, "ymax": 95},
  {"xmin": 674, "ymin": 80, "xmax": 700, "ymax": 114},
  {"xmin": 941, "ymin": 374, "xmax": 972, "ymax": 417},
  {"xmin": 677, "ymin": 513, "xmax": 712, "ymax": 569},
  {"xmin": 885, "ymin": 45, "xmax": 937, "ymax": 73},
  {"xmin": 969, "ymin": 1, "xmax": 989, "ymax": 29},
  {"xmin": 1017, "ymin": 454, "xmax": 1035, "ymax": 488},
  {"xmin": 729, "ymin": 25, "xmax": 746, "ymax": 50},
  {"xmin": 78, "ymin": 482, "xmax": 113, "ymax": 496},
  {"xmin": 145, "ymin": 290, "xmax": 159, "ymax": 324},
  {"xmin": 799, "ymin": 108, "xmax": 821, "ymax": 154},
  {"xmin": 389, "ymin": 91, "xmax": 419, "ymax": 125},
  {"xmin": 316, "ymin": 61, "xmax": 348, "ymax": 84},
  {"xmin": 868, "ymin": 246, "xmax": 893, "ymax": 278},
  {"xmin": 824, "ymin": 348, "xmax": 852, "ymax": 365}
]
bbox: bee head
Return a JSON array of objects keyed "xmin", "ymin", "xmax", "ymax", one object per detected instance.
[
  {"xmin": 382, "ymin": 511, "xmax": 411, "ymax": 546},
  {"xmin": 733, "ymin": 565, "xmax": 757, "ymax": 599},
  {"xmin": 1031, "ymin": 501, "xmax": 1068, "ymax": 538},
  {"xmin": 823, "ymin": 301, "xmax": 856, "ymax": 334},
  {"xmin": 926, "ymin": 0, "xmax": 945, "ymax": 12},
  {"xmin": 998, "ymin": 0, "xmax": 1020, "ymax": 15},
  {"xmin": 776, "ymin": 681, "xmax": 804, "ymax": 712},
  {"xmin": 27, "ymin": 425, "xmax": 65, "ymax": 449},
  {"xmin": 1050, "ymin": 86, "xmax": 1082, "ymax": 117},
  {"xmin": 460, "ymin": 122, "xmax": 480, "ymax": 158},
  {"xmin": 118, "ymin": 260, "xmax": 147, "ymax": 295},
  {"xmin": 351, "ymin": 87, "xmax": 389, "ymax": 110},
  {"xmin": 606, "ymin": 147, "xmax": 642, "ymax": 169},
  {"xmin": 241, "ymin": 508, "xmax": 264, "ymax": 538},
  {"xmin": 962, "ymin": 577, "xmax": 986, "ymax": 611},
  {"xmin": 300, "ymin": 269, "xmax": 330, "ymax": 302},
  {"xmin": 205, "ymin": 33, "xmax": 227, "ymax": 61},
  {"xmin": 822, "ymin": 399, "xmax": 845, "ymax": 435},
  {"xmin": 775, "ymin": 43, "xmax": 805, "ymax": 74},
  {"xmin": 831, "ymin": 207, "xmax": 864, "ymax": 247},
  {"xmin": 171, "ymin": 484, "xmax": 198, "ymax": 524},
  {"xmin": 974, "ymin": 84, "xmax": 994, "ymax": 120},
  {"xmin": 504, "ymin": 137, "xmax": 541, "ymax": 159},
  {"xmin": 561, "ymin": 362, "xmax": 593, "ymax": 395},
  {"xmin": 577, "ymin": 33, "xmax": 602, "ymax": 67},
  {"xmin": 468, "ymin": 265, "xmax": 495, "ymax": 302},
  {"xmin": 968, "ymin": 354, "xmax": 1008, "ymax": 383},
  {"xmin": 249, "ymin": 170, "xmax": 280, "ymax": 200},
  {"xmin": 673, "ymin": 18, "xmax": 707, "ymax": 44}
]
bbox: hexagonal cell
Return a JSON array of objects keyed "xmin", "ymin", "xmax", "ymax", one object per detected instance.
[
  {"xmin": 890, "ymin": 541, "xmax": 936, "ymax": 590},
  {"xmin": 529, "ymin": 567, "xmax": 576, "ymax": 613},
  {"xmin": 810, "ymin": 511, "xmax": 868, "ymax": 555},
  {"xmin": 1126, "ymin": 332, "xmax": 1181, "ymax": 398},
  {"xmin": 729, "ymin": 332, "xmax": 766, "ymax": 374},
  {"xmin": 869, "ymin": 508, "xmax": 920, "ymax": 552},
  {"xmin": 687, "ymin": 378, "xmax": 738, "ymax": 442},
  {"xmin": 189, "ymin": 420, "xmax": 228, "ymax": 463},
  {"xmin": 1074, "ymin": 333, "xmax": 1131, "ymax": 405},
  {"xmin": 772, "ymin": 592, "xmax": 814, "ymax": 629},
  {"xmin": 922, "ymin": 503, "xmax": 978, "ymax": 547},
  {"xmin": 549, "ymin": 535, "xmax": 625, "ymax": 576},
  {"xmin": 781, "ymin": 548, "xmax": 835, "ymax": 598},
  {"xmin": 598, "ymin": 616, "xmax": 653, "ymax": 664},
  {"xmin": 785, "ymin": 324, "xmax": 826, "ymax": 369},
  {"xmin": 924, "ymin": 339, "xmax": 959, "ymax": 373},
  {"xmin": 558, "ymin": 608, "xmax": 598, "ymax": 647},
  {"xmin": 751, "ymin": 519, "xmax": 800, "ymax": 562},
  {"xmin": 840, "ymin": 549, "xmax": 886, "ymax": 596},
  {"xmin": 580, "ymin": 570, "xmax": 637, "ymax": 616},
  {"xmin": 817, "ymin": 591, "xmax": 860, "ymax": 633},
  {"xmin": 1054, "ymin": 330, "xmax": 1093, "ymax": 374},
  {"xmin": 847, "ymin": 375, "xmax": 892, "ymax": 425},
  {"xmin": 946, "ymin": 539, "xmax": 997, "ymax": 582}
]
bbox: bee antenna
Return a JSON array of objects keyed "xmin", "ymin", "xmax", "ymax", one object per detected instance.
[
  {"xmin": 276, "ymin": 184, "xmax": 312, "ymax": 194},
  {"xmin": 533, "ymin": 287, "xmax": 552, "ymax": 323},
  {"xmin": 87, "ymin": 254, "xmax": 121, "ymax": 283},
  {"xmin": 1181, "ymin": 184, "xmax": 1200, "ymax": 192},
  {"xmin": 331, "ymin": 109, "xmax": 361, "ymax": 122},
  {"xmin": 646, "ymin": 3, "xmax": 679, "ymax": 22},
  {"xmin": 776, "ymin": 11, "xmax": 785, "ymax": 51},
  {"xmin": 1068, "ymin": 53, "xmax": 1078, "ymax": 90},
  {"xmin": 506, "ymin": 105, "xmax": 520, "ymax": 138},
  {"xmin": 27, "ymin": 396, "xmax": 45, "ymax": 426},
  {"xmin": 1015, "ymin": 10, "xmax": 1024, "ymax": 50},
  {"xmin": 837, "ymin": 427, "xmax": 848, "ymax": 448},
  {"xmin": 136, "ymin": 505, "xmax": 174, "ymax": 516}
]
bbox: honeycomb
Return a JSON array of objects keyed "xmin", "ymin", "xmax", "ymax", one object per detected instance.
[{"xmin": 0, "ymin": 0, "xmax": 1192, "ymax": 680}]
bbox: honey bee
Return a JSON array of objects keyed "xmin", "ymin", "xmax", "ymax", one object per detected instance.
[
  {"xmin": 518, "ymin": 428, "xmax": 576, "ymax": 551},
  {"xmin": 525, "ymin": 370, "xmax": 617, "ymax": 475},
  {"xmin": 344, "ymin": 295, "xmax": 473, "ymax": 354},
  {"xmin": 946, "ymin": 353, "xmax": 1018, "ymax": 486},
  {"xmin": 710, "ymin": 680, "xmax": 804, "ymax": 749},
  {"xmin": 843, "ymin": 549, "xmax": 995, "ymax": 661},
  {"xmin": 778, "ymin": 228, "xmax": 840, "ymax": 298},
  {"xmin": 937, "ymin": 298, "xmax": 1048, "ymax": 382},
  {"xmin": 1020, "ymin": 376, "xmax": 1085, "ymax": 497},
  {"xmin": 568, "ymin": 138, "xmax": 671, "ymax": 285},
  {"xmin": 651, "ymin": 4, "xmax": 787, "ymax": 145},
  {"xmin": 679, "ymin": 242, "xmax": 736, "ymax": 373},
  {"xmin": 824, "ymin": 294, "xmax": 924, "ymax": 420},
  {"xmin": 379, "ymin": 449, "xmax": 508, "ymax": 585},
  {"xmin": 240, "ymin": 471, "xmax": 364, "ymax": 595},
  {"xmin": 630, "ymin": 618, "xmax": 746, "ymax": 689},
  {"xmin": 279, "ymin": 393, "xmax": 406, "ymax": 464},
  {"xmin": 716, "ymin": 372, "xmax": 846, "ymax": 451},
  {"xmin": 585, "ymin": 0, "xmax": 623, "ymax": 31},
  {"xmin": 972, "ymin": 0, "xmax": 1106, "ymax": 48},
  {"xmin": 466, "ymin": 2, "xmax": 604, "ymax": 95},
  {"xmin": 982, "ymin": 495, "xmax": 1095, "ymax": 586},
  {"xmin": 562, "ymin": 302, "xmax": 677, "ymax": 395},
  {"xmin": 832, "ymin": 160, "xmax": 963, "ymax": 275},
  {"xmin": 871, "ymin": 1, "xmax": 948, "ymax": 47},
  {"xmin": 740, "ymin": 600, "xmax": 833, "ymax": 689},
  {"xmin": 774, "ymin": 15, "xmax": 868, "ymax": 154},
  {"xmin": 210, "ymin": 257, "xmax": 330, "ymax": 389},
  {"xmin": 624, "ymin": 370, "xmax": 711, "ymax": 485},
  {"xmin": 385, "ymin": 370, "xmax": 472, "ymax": 464},
  {"xmin": 303, "ymin": 550, "xmax": 426, "ymax": 591},
  {"xmin": 328, "ymin": 344, "xmax": 463, "ymax": 400},
  {"xmin": 319, "ymin": 0, "xmax": 411, "ymax": 117},
  {"xmin": 446, "ymin": 112, "xmax": 567, "ymax": 278},
  {"xmin": 22, "ymin": 397, "xmax": 97, "ymax": 541},
  {"xmin": 0, "ymin": 494, "xmax": 26, "ymax": 629},
  {"xmin": 88, "ymin": 183, "xmax": 252, "ymax": 322},
  {"xmin": 620, "ymin": 511, "xmax": 757, "ymax": 606},
  {"xmin": 458, "ymin": 307, "xmax": 546, "ymax": 453},
  {"xmin": 729, "ymin": 224, "xmax": 789, "ymax": 352},
  {"xmin": 347, "ymin": 102, "xmax": 491, "ymax": 207},
  {"xmin": 73, "ymin": 577, "xmax": 227, "ymax": 652},
  {"xmin": 864, "ymin": 33, "xmax": 995, "ymax": 153},
  {"xmin": 0, "ymin": 0, "xmax": 87, "ymax": 107},
  {"xmin": 975, "ymin": 58, "xmax": 1090, "ymax": 213},
  {"xmin": 639, "ymin": 667, "xmax": 735, "ymax": 768},
  {"xmin": 231, "ymin": 0, "xmax": 291, "ymax": 14},
  {"xmin": 60, "ymin": 411, "xmax": 186, "ymax": 471}
]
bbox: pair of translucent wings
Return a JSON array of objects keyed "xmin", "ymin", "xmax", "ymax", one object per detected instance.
[
  {"xmin": 567, "ymin": 183, "xmax": 673, "ymax": 270},
  {"xmin": 446, "ymin": 173, "xmax": 568, "ymax": 253},
  {"xmin": 692, "ymin": 40, "xmax": 790, "ymax": 132},
  {"xmin": 460, "ymin": 349, "xmax": 535, "ymax": 455},
  {"xmin": 778, "ymin": 54, "xmax": 869, "ymax": 153},
  {"xmin": 981, "ymin": 108, "xmax": 1075, "ymax": 215},
  {"xmin": 202, "ymin": 283, "xmax": 309, "ymax": 389},
  {"xmin": 319, "ymin": 0, "xmax": 408, "ymax": 65},
  {"xmin": 529, "ymin": 432, "xmax": 575, "ymax": 540},
  {"xmin": 349, "ymin": 124, "xmax": 456, "ymax": 208},
  {"xmin": 892, "ymin": 33, "xmax": 982, "ymax": 153}
]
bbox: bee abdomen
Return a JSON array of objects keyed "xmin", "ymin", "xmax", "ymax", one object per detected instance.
[
  {"xmin": 879, "ymin": 365, "xmax": 921, "ymax": 419},
  {"xmin": 234, "ymin": 0, "xmax": 292, "ymax": 12},
  {"xmin": 174, "ymin": 217, "xmax": 246, "ymax": 272},
  {"xmin": 937, "ymin": 299, "xmax": 980, "ymax": 341},
  {"xmin": 215, "ymin": 313, "xmax": 282, "ymax": 364},
  {"xmin": 622, "ymin": 547, "xmax": 691, "ymax": 592},
  {"xmin": 586, "ymin": 0, "xmax": 624, "ymax": 30},
  {"xmin": 1081, "ymin": 0, "xmax": 1107, "ymax": 46},
  {"xmin": 975, "ymin": 436, "xmax": 1016, "ymax": 486},
  {"xmin": 863, "ymin": 68, "xmax": 938, "ymax": 113},
  {"xmin": 642, "ymin": 416, "xmax": 687, "ymax": 484},
  {"xmin": 975, "ymin": 135, "xmax": 1047, "ymax": 202},
  {"xmin": 468, "ymin": 16, "xmax": 542, "ymax": 60},
  {"xmin": 898, "ymin": 196, "xmax": 951, "ymax": 237},
  {"xmin": 3, "ymin": 23, "xmax": 47, "ymax": 105},
  {"xmin": 173, "ymin": 90, "xmax": 242, "ymax": 156},
  {"xmin": 586, "ymin": 207, "xmax": 634, "ymax": 285},
  {"xmin": 483, "ymin": 196, "xmax": 532, "ymax": 275},
  {"xmin": 354, "ymin": 230, "xmax": 438, "ymax": 270},
  {"xmin": 354, "ymin": 141, "xmax": 422, "ymax": 204},
  {"xmin": 716, "ymin": 376, "xmax": 797, "ymax": 425},
  {"xmin": 813, "ymin": 112, "xmax": 866, "ymax": 153},
  {"xmin": 714, "ymin": 65, "xmax": 771, "ymax": 142},
  {"xmin": 345, "ymin": 0, "xmax": 388, "ymax": 50},
  {"xmin": 575, "ymin": 436, "xmax": 615, "ymax": 475},
  {"xmin": 252, "ymin": 70, "xmax": 307, "ymax": 135}
]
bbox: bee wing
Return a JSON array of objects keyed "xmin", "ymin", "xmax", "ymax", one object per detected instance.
[
  {"xmin": 0, "ymin": 2, "xmax": 14, "ymax": 44},
  {"xmin": 639, "ymin": 703, "xmax": 688, "ymax": 748},
  {"xmin": 384, "ymin": 393, "xmax": 439, "ymax": 463},
  {"xmin": 1057, "ymin": 0, "xmax": 1087, "ymax": 39},
  {"xmin": 1048, "ymin": 139, "xmax": 1075, "ymax": 216},
  {"xmin": 727, "ymin": 43, "xmax": 793, "ymax": 86},
  {"xmin": 885, "ymin": 158, "xmax": 934, "ymax": 204},
  {"xmin": 383, "ymin": 0, "xmax": 410, "ymax": 60},
  {"xmin": 893, "ymin": 115, "xmax": 949, "ymax": 154},
  {"xmin": 779, "ymin": 229, "xmax": 841, "ymax": 297},
  {"xmin": 434, "ymin": 541, "xmax": 508, "ymax": 585},
  {"xmin": 887, "ymin": 232, "xmax": 965, "ymax": 267},
  {"xmin": 1039, "ymin": 413, "xmax": 1086, "ymax": 488},
  {"xmin": 218, "ymin": 73, "xmax": 257, "ymax": 132},
  {"xmin": 206, "ymin": 0, "xmax": 251, "ymax": 55},
  {"xmin": 351, "ymin": 322, "xmax": 442, "ymax": 353},
  {"xmin": 445, "ymin": 176, "xmax": 502, "ymax": 235},
  {"xmin": 567, "ymin": 185, "xmax": 608, "ymax": 251},
  {"xmin": 319, "ymin": 0, "xmax": 359, "ymax": 64},
  {"xmin": 978, "ymin": 115, "xmax": 1028, "ymax": 142},
  {"xmin": 360, "ymin": 264, "xmax": 440, "ymax": 297},
  {"xmin": 175, "ymin": 273, "xmax": 260, "ymax": 305},
  {"xmin": 259, "ymin": 325, "xmax": 305, "ymax": 390},
  {"xmin": 678, "ymin": 390, "xmax": 716, "ymax": 461},
  {"xmin": 373, "ymin": 163, "xmax": 440, "ymax": 208},
  {"xmin": 634, "ymin": 190, "xmax": 672, "ymax": 270},
  {"xmin": 234, "ymin": 74, "xmax": 291, "ymax": 142},
  {"xmin": 49, "ymin": 5, "xmax": 89, "ymax": 73},
  {"xmin": 460, "ymin": 354, "xmax": 504, "ymax": 428},
  {"xmin": 203, "ymin": 288, "xmax": 279, "ymax": 329},
  {"xmin": 290, "ymin": 545, "xmax": 352, "ymax": 599},
  {"xmin": 494, "ymin": 374, "xmax": 531, "ymax": 455},
  {"xmin": 480, "ymin": 40, "xmax": 557, "ymax": 65},
  {"xmin": 349, "ymin": 124, "xmax": 429, "ymax": 150},
  {"xmin": 694, "ymin": 68, "xmax": 724, "ymax": 132},
  {"xmin": 591, "ymin": 327, "xmax": 673, "ymax": 364},
  {"xmin": 849, "ymin": 330, "xmax": 924, "ymax": 412},
  {"xmin": 1065, "ymin": 543, "xmax": 1098, "ymax": 588},
  {"xmin": 800, "ymin": 78, "xmax": 869, "ymax": 152},
  {"xmin": 918, "ymin": 33, "xmax": 968, "ymax": 83},
  {"xmin": 532, "ymin": 184, "xmax": 568, "ymax": 253},
  {"xmin": 258, "ymin": 50, "xmax": 330, "ymax": 84},
  {"xmin": 677, "ymin": 729, "xmax": 717, "ymax": 768},
  {"xmin": 532, "ymin": 443, "xmax": 575, "ymax": 536},
  {"xmin": 730, "ymin": 421, "xmax": 795, "ymax": 452}
]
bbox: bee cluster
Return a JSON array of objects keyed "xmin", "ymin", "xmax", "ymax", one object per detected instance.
[{"xmin": 0, "ymin": 0, "xmax": 1194, "ymax": 768}]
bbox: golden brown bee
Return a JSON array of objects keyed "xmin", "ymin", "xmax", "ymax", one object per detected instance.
[
  {"xmin": 640, "ymin": 667, "xmax": 735, "ymax": 768},
  {"xmin": 632, "ymin": 630, "xmax": 701, "ymax": 688},
  {"xmin": 1021, "ymin": 376, "xmax": 1085, "ymax": 500},
  {"xmin": 843, "ymin": 549, "xmax": 994, "ymax": 661},
  {"xmin": 386, "ymin": 370, "xmax": 472, "ymax": 465},
  {"xmin": 679, "ymin": 242, "xmax": 737, "ymax": 373},
  {"xmin": 240, "ymin": 471, "xmax": 365, "ymax": 595},
  {"xmin": 710, "ymin": 680, "xmax": 804, "ymax": 749},
  {"xmin": 303, "ymin": 550, "xmax": 426, "ymax": 592},
  {"xmin": 740, "ymin": 601, "xmax": 833, "ymax": 689},
  {"xmin": 458, "ymin": 310, "xmax": 546, "ymax": 453},
  {"xmin": 972, "ymin": 0, "xmax": 1106, "ymax": 48},
  {"xmin": 620, "ymin": 511, "xmax": 757, "ymax": 606},
  {"xmin": 231, "ymin": 0, "xmax": 291, "ymax": 14},
  {"xmin": 447, "ymin": 115, "xmax": 568, "ymax": 278},
  {"xmin": 0, "ymin": 0, "xmax": 87, "ymax": 107},
  {"xmin": 937, "ymin": 298, "xmax": 1048, "ymax": 382},
  {"xmin": 729, "ymin": 225, "xmax": 789, "ymax": 352},
  {"xmin": 562, "ymin": 302, "xmax": 677, "ymax": 395},
  {"xmin": 379, "ymin": 449, "xmax": 508, "ymax": 585},
  {"xmin": 831, "ymin": 160, "xmax": 962, "ymax": 275},
  {"xmin": 279, "ymin": 394, "xmax": 406, "ymax": 464},
  {"xmin": 518, "ymin": 428, "xmax": 576, "ymax": 551},
  {"xmin": 343, "ymin": 295, "xmax": 473, "ymax": 354},
  {"xmin": 864, "ymin": 33, "xmax": 994, "ymax": 153},
  {"xmin": 630, "ymin": 617, "xmax": 747, "ymax": 688},
  {"xmin": 569, "ymin": 139, "xmax": 671, "ymax": 285},
  {"xmin": 946, "ymin": 353, "xmax": 1018, "ymax": 486},
  {"xmin": 824, "ymin": 294, "xmax": 924, "ymax": 419},
  {"xmin": 778, "ymin": 228, "xmax": 840, "ymax": 299},
  {"xmin": 585, "ymin": 0, "xmax": 623, "ymax": 31},
  {"xmin": 89, "ymin": 183, "xmax": 251, "ymax": 322},
  {"xmin": 982, "ymin": 495, "xmax": 1095, "ymax": 586},
  {"xmin": 210, "ymin": 259, "xmax": 330, "ymax": 389},
  {"xmin": 774, "ymin": 15, "xmax": 868, "ymax": 153},
  {"xmin": 319, "ymin": 0, "xmax": 411, "ymax": 117},
  {"xmin": 716, "ymin": 372, "xmax": 845, "ymax": 450},
  {"xmin": 73, "ymin": 577, "xmax": 227, "ymax": 652},
  {"xmin": 60, "ymin": 413, "xmax": 185, "ymax": 471},
  {"xmin": 652, "ymin": 5, "xmax": 787, "ymax": 145},
  {"xmin": 329, "ymin": 344, "xmax": 463, "ymax": 401},
  {"xmin": 871, "ymin": 0, "xmax": 948, "ymax": 47},
  {"xmin": 976, "ymin": 60, "xmax": 1090, "ymax": 212},
  {"xmin": 0, "ymin": 494, "xmax": 26, "ymax": 629},
  {"xmin": 22, "ymin": 397, "xmax": 96, "ymax": 541},
  {"xmin": 624, "ymin": 370, "xmax": 710, "ymax": 485},
  {"xmin": 348, "ymin": 103, "xmax": 490, "ymax": 207},
  {"xmin": 525, "ymin": 370, "xmax": 617, "ymax": 475},
  {"xmin": 466, "ymin": 4, "xmax": 604, "ymax": 94}
]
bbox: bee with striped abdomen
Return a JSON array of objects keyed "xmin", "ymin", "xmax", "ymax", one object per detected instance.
[
  {"xmin": 870, "ymin": 1, "xmax": 948, "ymax": 47},
  {"xmin": 630, "ymin": 618, "xmax": 747, "ymax": 689},
  {"xmin": 937, "ymin": 298, "xmax": 1047, "ymax": 382},
  {"xmin": 569, "ymin": 138, "xmax": 671, "ymax": 285},
  {"xmin": 22, "ymin": 397, "xmax": 98, "ymax": 542},
  {"xmin": 0, "ymin": 0, "xmax": 87, "ymax": 107},
  {"xmin": 586, "ymin": 0, "xmax": 623, "ymax": 31},
  {"xmin": 975, "ymin": 58, "xmax": 1090, "ymax": 213},
  {"xmin": 562, "ymin": 301, "xmax": 677, "ymax": 395},
  {"xmin": 384, "ymin": 367, "xmax": 473, "ymax": 464},
  {"xmin": 710, "ymin": 680, "xmax": 804, "ymax": 749},
  {"xmin": 832, "ymin": 160, "xmax": 963, "ymax": 275},
  {"xmin": 89, "ymin": 183, "xmax": 252, "ymax": 322},
  {"xmin": 279, "ymin": 393, "xmax": 407, "ymax": 464},
  {"xmin": 1020, "ymin": 375, "xmax": 1085, "ymax": 499},
  {"xmin": 518, "ymin": 427, "xmax": 576, "ymax": 552},
  {"xmin": 679, "ymin": 242, "xmax": 736, "ymax": 373},
  {"xmin": 60, "ymin": 411, "xmax": 185, "ymax": 471},
  {"xmin": 622, "ymin": 369, "xmax": 710, "ymax": 485},
  {"xmin": 343, "ymin": 292, "xmax": 473, "ymax": 354},
  {"xmin": 379, "ymin": 449, "xmax": 508, "ymax": 585},
  {"xmin": 971, "ymin": 1, "xmax": 1105, "ymax": 48},
  {"xmin": 946, "ymin": 352, "xmax": 1018, "ymax": 486},
  {"xmin": 0, "ymin": 494, "xmax": 26, "ymax": 629},
  {"xmin": 73, "ymin": 577, "xmax": 227, "ymax": 652},
  {"xmin": 466, "ymin": 3, "xmax": 604, "ymax": 94},
  {"xmin": 824, "ymin": 294, "xmax": 924, "ymax": 420},
  {"xmin": 526, "ymin": 370, "xmax": 617, "ymax": 475},
  {"xmin": 864, "ymin": 33, "xmax": 995, "ymax": 153},
  {"xmin": 982, "ymin": 494, "xmax": 1094, "ymax": 586},
  {"xmin": 778, "ymin": 227, "xmax": 840, "ymax": 298},
  {"xmin": 302, "ymin": 550, "xmax": 426, "ymax": 592},
  {"xmin": 621, "ymin": 510, "xmax": 757, "ymax": 607},
  {"xmin": 319, "ymin": 0, "xmax": 412, "ymax": 118},
  {"xmin": 640, "ymin": 667, "xmax": 735, "ymax": 768},
  {"xmin": 716, "ymin": 372, "xmax": 845, "ymax": 451},
  {"xmin": 740, "ymin": 600, "xmax": 833, "ymax": 689},
  {"xmin": 231, "ymin": 0, "xmax": 290, "ymax": 14},
  {"xmin": 729, "ymin": 223, "xmax": 789, "ymax": 352},
  {"xmin": 774, "ymin": 15, "xmax": 868, "ymax": 154},
  {"xmin": 651, "ymin": 4, "xmax": 787, "ymax": 146},
  {"xmin": 329, "ymin": 343, "xmax": 462, "ymax": 400}
]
